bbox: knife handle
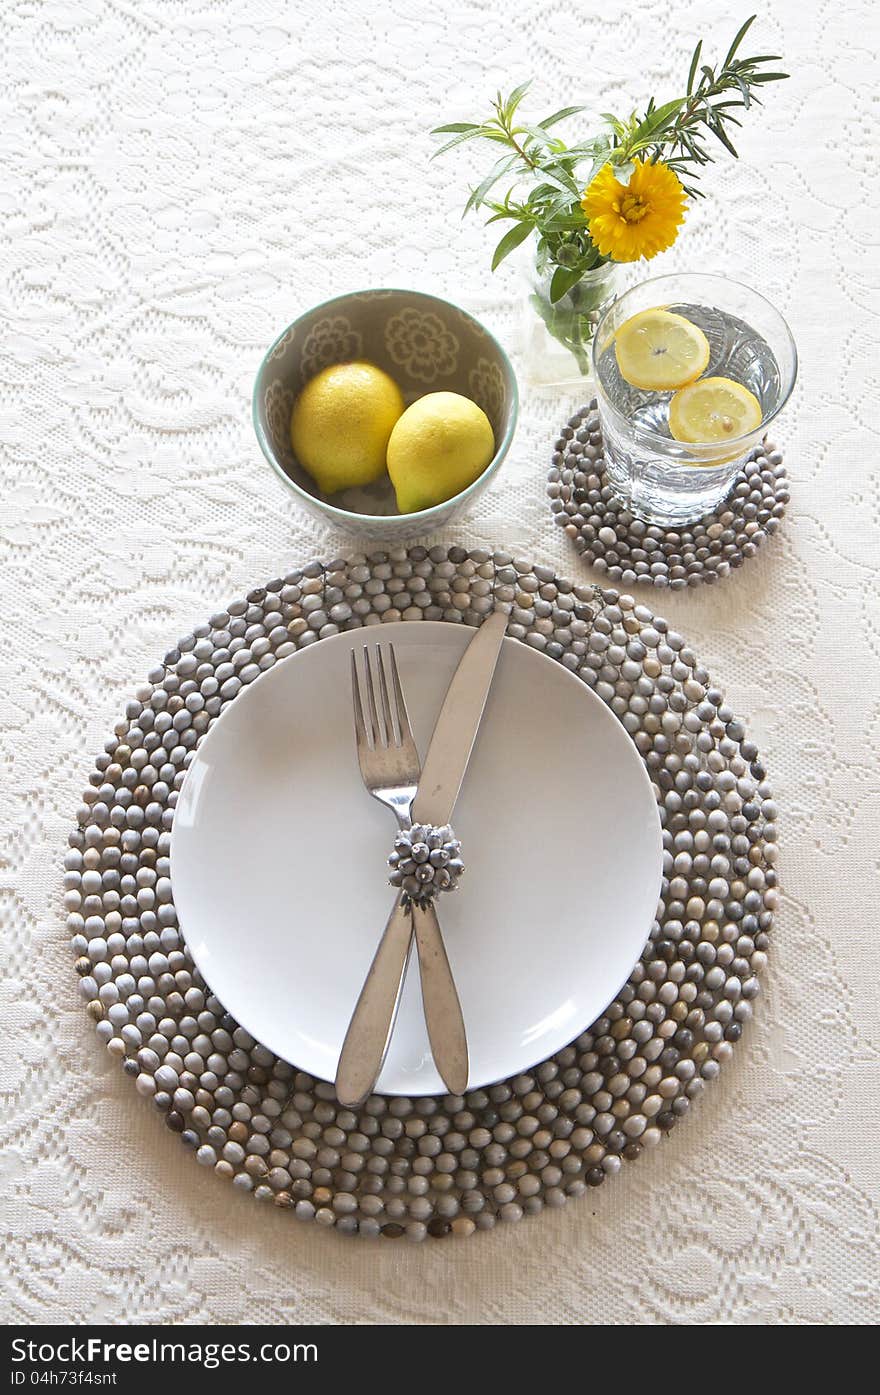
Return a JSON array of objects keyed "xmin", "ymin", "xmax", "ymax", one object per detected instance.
[
  {"xmin": 412, "ymin": 899, "xmax": 469, "ymax": 1096},
  {"xmin": 335, "ymin": 893, "xmax": 412, "ymax": 1109}
]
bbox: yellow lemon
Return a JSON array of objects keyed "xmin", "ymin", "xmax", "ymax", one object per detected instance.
[
  {"xmin": 668, "ymin": 376, "xmax": 763, "ymax": 447},
  {"xmin": 386, "ymin": 392, "xmax": 495, "ymax": 514},
  {"xmin": 290, "ymin": 361, "xmax": 405, "ymax": 494},
  {"xmin": 614, "ymin": 308, "xmax": 710, "ymax": 391}
]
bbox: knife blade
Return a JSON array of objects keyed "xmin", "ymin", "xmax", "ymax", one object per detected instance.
[{"xmin": 411, "ymin": 608, "xmax": 508, "ymax": 827}]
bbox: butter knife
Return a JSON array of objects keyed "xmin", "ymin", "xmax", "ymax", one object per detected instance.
[{"xmin": 409, "ymin": 608, "xmax": 508, "ymax": 1092}]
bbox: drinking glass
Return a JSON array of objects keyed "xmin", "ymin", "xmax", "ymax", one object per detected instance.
[{"xmin": 592, "ymin": 273, "xmax": 797, "ymax": 527}]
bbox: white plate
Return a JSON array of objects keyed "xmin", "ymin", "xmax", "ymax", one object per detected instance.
[{"xmin": 171, "ymin": 621, "xmax": 663, "ymax": 1095}]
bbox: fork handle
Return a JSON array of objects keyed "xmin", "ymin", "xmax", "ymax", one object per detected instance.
[
  {"xmin": 335, "ymin": 893, "xmax": 412, "ymax": 1109},
  {"xmin": 412, "ymin": 899, "xmax": 469, "ymax": 1096}
]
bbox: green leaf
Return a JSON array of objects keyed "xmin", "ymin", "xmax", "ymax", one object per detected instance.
[
  {"xmin": 540, "ymin": 161, "xmax": 582, "ymax": 195},
  {"xmin": 732, "ymin": 72, "xmax": 750, "ymax": 107},
  {"xmin": 580, "ymin": 243, "xmax": 605, "ymax": 272},
  {"xmin": 547, "ymin": 187, "xmax": 584, "ymax": 215},
  {"xmin": 632, "ymin": 95, "xmax": 685, "ymax": 142},
  {"xmin": 600, "ymin": 111, "xmax": 627, "ymax": 137},
  {"xmin": 431, "ymin": 122, "xmax": 480, "ymax": 134},
  {"xmin": 565, "ymin": 138, "xmax": 611, "ymax": 160},
  {"xmin": 463, "ymin": 152, "xmax": 519, "ymax": 214},
  {"xmin": 710, "ymin": 121, "xmax": 739, "ymax": 157},
  {"xmin": 549, "ymin": 264, "xmax": 586, "ymax": 303},
  {"xmin": 504, "ymin": 81, "xmax": 532, "ymax": 120},
  {"xmin": 536, "ymin": 105, "xmax": 587, "ymax": 129},
  {"xmin": 724, "ymin": 14, "xmax": 756, "ymax": 68},
  {"xmin": 432, "ymin": 128, "xmax": 487, "ymax": 157},
  {"xmin": 491, "ymin": 219, "xmax": 534, "ymax": 271},
  {"xmin": 543, "ymin": 213, "xmax": 591, "ymax": 232},
  {"xmin": 519, "ymin": 124, "xmax": 572, "ymax": 150},
  {"xmin": 518, "ymin": 124, "xmax": 558, "ymax": 148},
  {"xmin": 540, "ymin": 134, "xmax": 569, "ymax": 156},
  {"xmin": 687, "ymin": 40, "xmax": 702, "ymax": 94}
]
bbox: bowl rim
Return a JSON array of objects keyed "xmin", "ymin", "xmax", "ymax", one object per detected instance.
[{"xmin": 251, "ymin": 286, "xmax": 519, "ymax": 528}]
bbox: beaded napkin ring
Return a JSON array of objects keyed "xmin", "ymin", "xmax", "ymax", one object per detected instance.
[{"xmin": 388, "ymin": 823, "xmax": 464, "ymax": 902}]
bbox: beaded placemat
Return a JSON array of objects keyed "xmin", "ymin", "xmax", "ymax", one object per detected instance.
[
  {"xmin": 65, "ymin": 546, "xmax": 776, "ymax": 1240},
  {"xmin": 547, "ymin": 401, "xmax": 788, "ymax": 588}
]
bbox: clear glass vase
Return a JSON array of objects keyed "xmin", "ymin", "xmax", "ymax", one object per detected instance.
[{"xmin": 521, "ymin": 252, "xmax": 620, "ymax": 391}]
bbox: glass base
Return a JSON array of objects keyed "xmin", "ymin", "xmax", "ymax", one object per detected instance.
[
  {"xmin": 521, "ymin": 304, "xmax": 597, "ymax": 390},
  {"xmin": 604, "ymin": 448, "xmax": 744, "ymax": 527}
]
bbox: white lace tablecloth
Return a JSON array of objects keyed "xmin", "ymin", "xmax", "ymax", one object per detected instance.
[{"xmin": 2, "ymin": 0, "xmax": 878, "ymax": 1327}]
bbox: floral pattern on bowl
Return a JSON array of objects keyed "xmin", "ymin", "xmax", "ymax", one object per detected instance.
[
  {"xmin": 263, "ymin": 378, "xmax": 296, "ymax": 469},
  {"xmin": 468, "ymin": 357, "xmax": 506, "ymax": 420},
  {"xmin": 267, "ymin": 326, "xmax": 296, "ymax": 363},
  {"xmin": 384, "ymin": 307, "xmax": 459, "ymax": 382},
  {"xmin": 300, "ymin": 316, "xmax": 363, "ymax": 378}
]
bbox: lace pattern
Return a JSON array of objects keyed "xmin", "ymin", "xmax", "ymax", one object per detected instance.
[{"xmin": 0, "ymin": 0, "xmax": 877, "ymax": 1326}]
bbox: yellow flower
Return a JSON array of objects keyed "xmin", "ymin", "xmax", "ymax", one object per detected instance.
[{"xmin": 581, "ymin": 159, "xmax": 686, "ymax": 262}]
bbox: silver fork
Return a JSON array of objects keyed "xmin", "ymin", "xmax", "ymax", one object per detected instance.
[
  {"xmin": 349, "ymin": 643, "xmax": 419, "ymax": 832},
  {"xmin": 335, "ymin": 643, "xmax": 467, "ymax": 1107}
]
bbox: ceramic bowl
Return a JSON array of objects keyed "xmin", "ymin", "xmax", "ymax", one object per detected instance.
[{"xmin": 252, "ymin": 288, "xmax": 518, "ymax": 539}]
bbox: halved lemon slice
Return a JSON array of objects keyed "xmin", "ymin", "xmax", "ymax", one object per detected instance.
[
  {"xmin": 614, "ymin": 309, "xmax": 711, "ymax": 391},
  {"xmin": 668, "ymin": 376, "xmax": 763, "ymax": 445}
]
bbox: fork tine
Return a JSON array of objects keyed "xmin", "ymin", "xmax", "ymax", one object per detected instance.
[
  {"xmin": 386, "ymin": 644, "xmax": 415, "ymax": 751},
  {"xmin": 363, "ymin": 645, "xmax": 386, "ymax": 749},
  {"xmin": 376, "ymin": 645, "xmax": 397, "ymax": 747},
  {"xmin": 351, "ymin": 650, "xmax": 371, "ymax": 750}
]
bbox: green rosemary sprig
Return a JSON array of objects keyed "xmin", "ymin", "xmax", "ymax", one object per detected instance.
[{"xmin": 611, "ymin": 16, "xmax": 789, "ymax": 196}]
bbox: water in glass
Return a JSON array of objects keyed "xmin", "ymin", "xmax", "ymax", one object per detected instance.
[{"xmin": 592, "ymin": 274, "xmax": 797, "ymax": 527}]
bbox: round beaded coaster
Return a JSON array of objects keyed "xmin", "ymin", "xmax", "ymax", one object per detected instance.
[
  {"xmin": 65, "ymin": 546, "xmax": 777, "ymax": 1240},
  {"xmin": 547, "ymin": 401, "xmax": 788, "ymax": 588}
]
